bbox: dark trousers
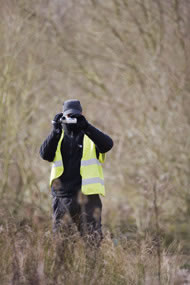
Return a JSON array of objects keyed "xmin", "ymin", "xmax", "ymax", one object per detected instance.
[{"xmin": 52, "ymin": 191, "xmax": 103, "ymax": 247}]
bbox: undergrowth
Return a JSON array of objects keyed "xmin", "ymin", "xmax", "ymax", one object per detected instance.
[{"xmin": 0, "ymin": 207, "xmax": 187, "ymax": 285}]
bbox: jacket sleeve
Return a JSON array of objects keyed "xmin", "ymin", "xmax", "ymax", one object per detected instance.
[
  {"xmin": 39, "ymin": 129, "xmax": 62, "ymax": 162},
  {"xmin": 84, "ymin": 123, "xmax": 113, "ymax": 153}
]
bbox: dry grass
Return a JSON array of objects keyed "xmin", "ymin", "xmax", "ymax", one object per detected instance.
[
  {"xmin": 0, "ymin": 0, "xmax": 190, "ymax": 284},
  {"xmin": 0, "ymin": 208, "xmax": 188, "ymax": 285}
]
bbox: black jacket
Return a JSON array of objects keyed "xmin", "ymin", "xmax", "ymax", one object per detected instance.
[{"xmin": 40, "ymin": 123, "xmax": 113, "ymax": 197}]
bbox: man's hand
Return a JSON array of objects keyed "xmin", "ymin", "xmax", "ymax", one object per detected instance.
[
  {"xmin": 71, "ymin": 114, "xmax": 89, "ymax": 131},
  {"xmin": 52, "ymin": 113, "xmax": 63, "ymax": 133}
]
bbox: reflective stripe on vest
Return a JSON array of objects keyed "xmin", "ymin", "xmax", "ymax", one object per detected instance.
[
  {"xmin": 82, "ymin": 177, "xmax": 104, "ymax": 186},
  {"xmin": 52, "ymin": 160, "xmax": 63, "ymax": 167},
  {"xmin": 49, "ymin": 130, "xmax": 106, "ymax": 196},
  {"xmin": 81, "ymin": 158, "xmax": 101, "ymax": 167}
]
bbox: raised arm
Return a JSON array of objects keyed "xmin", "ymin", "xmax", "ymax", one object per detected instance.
[
  {"xmin": 39, "ymin": 113, "xmax": 63, "ymax": 162},
  {"xmin": 74, "ymin": 114, "xmax": 114, "ymax": 153},
  {"xmin": 85, "ymin": 123, "xmax": 113, "ymax": 153}
]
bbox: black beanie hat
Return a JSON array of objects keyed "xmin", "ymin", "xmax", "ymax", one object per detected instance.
[{"xmin": 63, "ymin": 99, "xmax": 82, "ymax": 116}]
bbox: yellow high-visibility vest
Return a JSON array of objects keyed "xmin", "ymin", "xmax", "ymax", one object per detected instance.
[{"xmin": 49, "ymin": 130, "xmax": 106, "ymax": 196}]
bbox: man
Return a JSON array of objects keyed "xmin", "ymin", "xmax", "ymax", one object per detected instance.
[{"xmin": 40, "ymin": 99, "xmax": 113, "ymax": 246}]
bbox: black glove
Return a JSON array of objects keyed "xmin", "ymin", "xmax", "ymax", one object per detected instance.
[
  {"xmin": 71, "ymin": 114, "xmax": 89, "ymax": 131},
  {"xmin": 52, "ymin": 113, "xmax": 63, "ymax": 133}
]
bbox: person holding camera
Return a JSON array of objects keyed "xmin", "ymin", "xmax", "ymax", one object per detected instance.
[{"xmin": 39, "ymin": 99, "xmax": 113, "ymax": 246}]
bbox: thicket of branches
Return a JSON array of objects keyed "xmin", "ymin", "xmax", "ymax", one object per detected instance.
[{"xmin": 0, "ymin": 0, "xmax": 190, "ymax": 283}]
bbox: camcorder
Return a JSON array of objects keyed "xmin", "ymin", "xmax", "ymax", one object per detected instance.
[
  {"xmin": 59, "ymin": 115, "xmax": 77, "ymax": 124},
  {"xmin": 52, "ymin": 114, "xmax": 79, "ymax": 127}
]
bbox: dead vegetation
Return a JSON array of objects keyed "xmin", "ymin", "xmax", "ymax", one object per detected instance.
[{"xmin": 0, "ymin": 0, "xmax": 190, "ymax": 284}]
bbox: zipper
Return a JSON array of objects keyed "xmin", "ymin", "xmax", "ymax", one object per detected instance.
[{"xmin": 70, "ymin": 131, "xmax": 74, "ymax": 156}]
